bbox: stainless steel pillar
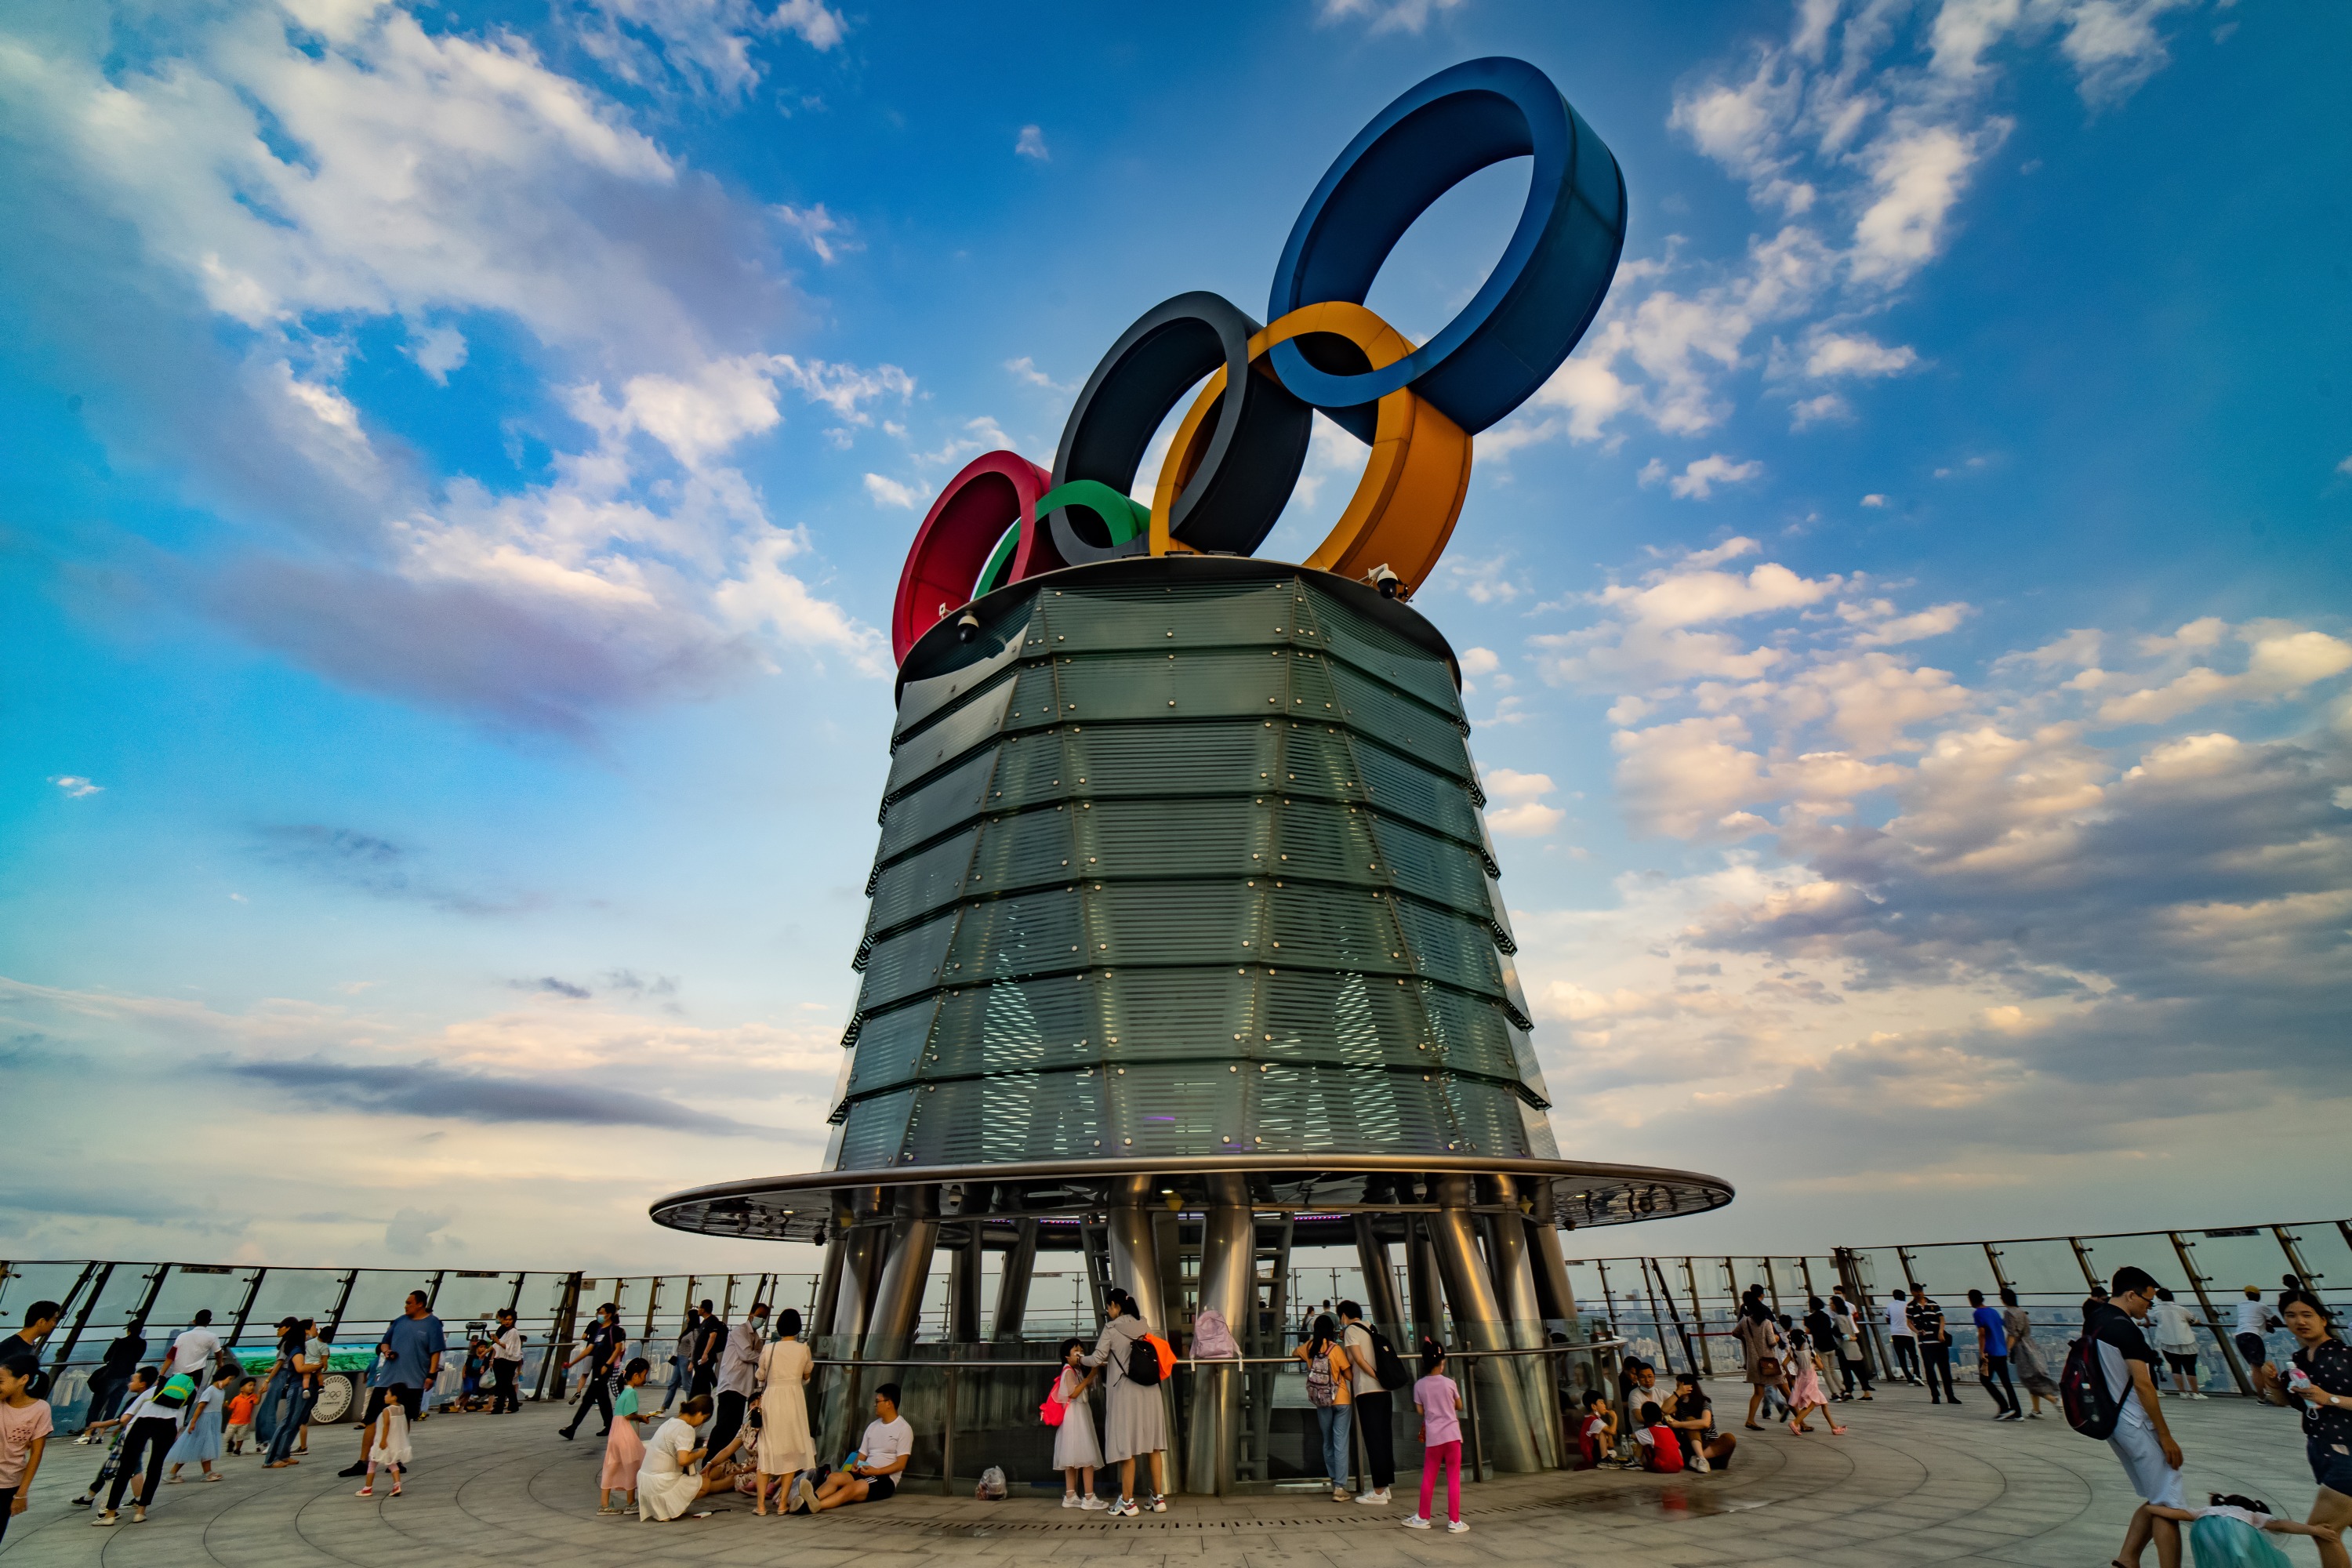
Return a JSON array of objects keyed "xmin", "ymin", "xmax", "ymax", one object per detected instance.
[
  {"xmin": 1530, "ymin": 1214, "xmax": 1579, "ymax": 1332},
  {"xmin": 826, "ymin": 1191, "xmax": 887, "ymax": 1345},
  {"xmin": 991, "ymin": 1219, "xmax": 1039, "ymax": 1341},
  {"xmin": 811, "ymin": 1235, "xmax": 847, "ymax": 1348},
  {"xmin": 1354, "ymin": 1214, "xmax": 1406, "ymax": 1332},
  {"xmin": 1486, "ymin": 1176, "xmax": 1559, "ymax": 1466},
  {"xmin": 1186, "ymin": 1174, "xmax": 1253, "ymax": 1495},
  {"xmin": 866, "ymin": 1185, "xmax": 942, "ymax": 1355},
  {"xmin": 946, "ymin": 1224, "xmax": 982, "ymax": 1343},
  {"xmin": 1106, "ymin": 1176, "xmax": 1168, "ymax": 1328},
  {"xmin": 1407, "ymin": 1215, "xmax": 1444, "ymax": 1347},
  {"xmin": 1428, "ymin": 1175, "xmax": 1540, "ymax": 1473}
]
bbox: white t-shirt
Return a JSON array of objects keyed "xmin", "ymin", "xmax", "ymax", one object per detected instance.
[
  {"xmin": 644, "ymin": 1417, "xmax": 700, "ymax": 1476},
  {"xmin": 1341, "ymin": 1323, "xmax": 1382, "ymax": 1396},
  {"xmin": 2237, "ymin": 1298, "xmax": 2277, "ymax": 1336},
  {"xmin": 2151, "ymin": 1301, "xmax": 2199, "ymax": 1352},
  {"xmin": 1887, "ymin": 1302, "xmax": 1912, "ymax": 1338},
  {"xmin": 2198, "ymin": 1504, "xmax": 2273, "ymax": 1530},
  {"xmin": 495, "ymin": 1327, "xmax": 524, "ymax": 1362},
  {"xmin": 858, "ymin": 1415, "xmax": 914, "ymax": 1475},
  {"xmin": 168, "ymin": 1327, "xmax": 221, "ymax": 1374}
]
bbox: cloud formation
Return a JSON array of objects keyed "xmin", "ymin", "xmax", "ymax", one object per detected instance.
[
  {"xmin": 1511, "ymin": 535, "xmax": 2352, "ymax": 1226},
  {"xmin": 1490, "ymin": 0, "xmax": 2199, "ymax": 456},
  {"xmin": 0, "ymin": 2, "xmax": 890, "ymax": 732}
]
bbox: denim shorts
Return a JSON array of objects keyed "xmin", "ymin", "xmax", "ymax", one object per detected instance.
[{"xmin": 2309, "ymin": 1433, "xmax": 2352, "ymax": 1497}]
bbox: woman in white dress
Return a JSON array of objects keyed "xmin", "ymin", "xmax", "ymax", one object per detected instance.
[
  {"xmin": 752, "ymin": 1308, "xmax": 815, "ymax": 1516},
  {"xmin": 637, "ymin": 1395, "xmax": 745, "ymax": 1522},
  {"xmin": 1052, "ymin": 1337, "xmax": 1103, "ymax": 1508}
]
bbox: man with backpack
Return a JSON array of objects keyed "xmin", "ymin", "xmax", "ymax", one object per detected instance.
[
  {"xmin": 2066, "ymin": 1266, "xmax": 2189, "ymax": 1568},
  {"xmin": 1338, "ymin": 1301, "xmax": 1407, "ymax": 1505}
]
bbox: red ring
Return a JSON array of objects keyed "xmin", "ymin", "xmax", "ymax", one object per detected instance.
[{"xmin": 890, "ymin": 451, "xmax": 1059, "ymax": 663}]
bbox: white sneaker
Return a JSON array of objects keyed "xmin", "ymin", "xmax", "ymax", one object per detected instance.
[
  {"xmin": 1356, "ymin": 1487, "xmax": 1390, "ymax": 1504},
  {"xmin": 1692, "ymin": 1451, "xmax": 1711, "ymax": 1472},
  {"xmin": 2192, "ymin": 1392, "xmax": 2209, "ymax": 1400},
  {"xmin": 1080, "ymin": 1494, "xmax": 1107, "ymax": 1511},
  {"xmin": 1149, "ymin": 1495, "xmax": 1167, "ymax": 1513},
  {"xmin": 1062, "ymin": 1494, "xmax": 1083, "ymax": 1508},
  {"xmin": 1403, "ymin": 1514, "xmax": 1431, "ymax": 1530},
  {"xmin": 1446, "ymin": 1519, "xmax": 1470, "ymax": 1534}
]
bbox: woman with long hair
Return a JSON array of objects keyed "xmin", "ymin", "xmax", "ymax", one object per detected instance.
[
  {"xmin": 1293, "ymin": 1313, "xmax": 1356, "ymax": 1501},
  {"xmin": 1733, "ymin": 1297, "xmax": 1788, "ymax": 1431},
  {"xmin": 2253, "ymin": 1288, "xmax": 2352, "ymax": 1568},
  {"xmin": 1999, "ymin": 1288, "xmax": 2061, "ymax": 1417},
  {"xmin": 1081, "ymin": 1289, "xmax": 1170, "ymax": 1519}
]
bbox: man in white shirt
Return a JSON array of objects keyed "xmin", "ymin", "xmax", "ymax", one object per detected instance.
[
  {"xmin": 708, "ymin": 1302, "xmax": 768, "ymax": 1457},
  {"xmin": 489, "ymin": 1308, "xmax": 525, "ymax": 1415},
  {"xmin": 2234, "ymin": 1287, "xmax": 2281, "ymax": 1380},
  {"xmin": 1338, "ymin": 1301, "xmax": 1393, "ymax": 1504},
  {"xmin": 800, "ymin": 1385, "xmax": 913, "ymax": 1511},
  {"xmin": 165, "ymin": 1312, "xmax": 222, "ymax": 1379},
  {"xmin": 1885, "ymin": 1291, "xmax": 1921, "ymax": 1385}
]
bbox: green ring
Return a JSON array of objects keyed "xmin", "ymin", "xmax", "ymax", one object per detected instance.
[
  {"xmin": 1033, "ymin": 480, "xmax": 1148, "ymax": 553},
  {"xmin": 973, "ymin": 523, "xmax": 1021, "ymax": 597}
]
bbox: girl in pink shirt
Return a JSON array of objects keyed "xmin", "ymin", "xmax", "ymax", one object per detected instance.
[{"xmin": 1405, "ymin": 1344, "xmax": 1466, "ymax": 1534}]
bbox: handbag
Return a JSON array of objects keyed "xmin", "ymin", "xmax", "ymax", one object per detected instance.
[{"xmin": 1757, "ymin": 1356, "xmax": 1782, "ymax": 1379}]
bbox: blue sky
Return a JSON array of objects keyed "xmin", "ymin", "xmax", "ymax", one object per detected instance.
[{"xmin": 2, "ymin": 0, "xmax": 2347, "ymax": 1272}]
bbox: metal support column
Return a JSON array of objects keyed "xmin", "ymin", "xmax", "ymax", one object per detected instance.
[
  {"xmin": 42, "ymin": 1262, "xmax": 105, "ymax": 1395},
  {"xmin": 991, "ymin": 1220, "xmax": 1039, "ymax": 1342},
  {"xmin": 865, "ymin": 1186, "xmax": 941, "ymax": 1355},
  {"xmin": 946, "ymin": 1225, "xmax": 982, "ymax": 1343},
  {"xmin": 2276, "ymin": 1227, "xmax": 2321, "ymax": 1294},
  {"xmin": 811, "ymin": 1237, "xmax": 846, "ymax": 1348},
  {"xmin": 1407, "ymin": 1216, "xmax": 1444, "ymax": 1346},
  {"xmin": 321, "ymin": 1268, "xmax": 360, "ymax": 1345},
  {"xmin": 1427, "ymin": 1175, "xmax": 1539, "ymax": 1473},
  {"xmin": 1353, "ymin": 1215, "xmax": 1406, "ymax": 1334},
  {"xmin": 1188, "ymin": 1174, "xmax": 1253, "ymax": 1495},
  {"xmin": 228, "ymin": 1267, "xmax": 268, "ymax": 1345},
  {"xmin": 1486, "ymin": 1176, "xmax": 1558, "ymax": 1467}
]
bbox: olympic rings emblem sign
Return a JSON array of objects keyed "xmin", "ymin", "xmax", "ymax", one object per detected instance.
[{"xmin": 891, "ymin": 56, "xmax": 1625, "ymax": 663}]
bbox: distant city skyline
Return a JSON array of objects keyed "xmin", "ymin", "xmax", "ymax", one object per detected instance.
[{"xmin": 2, "ymin": 0, "xmax": 2347, "ymax": 1271}]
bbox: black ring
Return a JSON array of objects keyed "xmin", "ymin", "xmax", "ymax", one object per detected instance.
[{"xmin": 1049, "ymin": 291, "xmax": 1312, "ymax": 563}]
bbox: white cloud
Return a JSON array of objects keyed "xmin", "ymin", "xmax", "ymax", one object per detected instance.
[
  {"xmin": 1790, "ymin": 392, "xmax": 1850, "ymax": 428},
  {"xmin": 49, "ymin": 775, "xmax": 103, "ymax": 798},
  {"xmin": 1860, "ymin": 493, "xmax": 1888, "ymax": 507},
  {"xmin": 2096, "ymin": 623, "xmax": 2352, "ymax": 727},
  {"xmin": 1317, "ymin": 0, "xmax": 1466, "ymax": 34},
  {"xmin": 1458, "ymin": 647, "xmax": 1501, "ymax": 678},
  {"xmin": 772, "ymin": 202, "xmax": 859, "ymax": 263},
  {"xmin": 1004, "ymin": 356, "xmax": 1072, "ymax": 394},
  {"xmin": 572, "ymin": 0, "xmax": 843, "ymax": 98},
  {"xmin": 1481, "ymin": 767, "xmax": 1566, "ymax": 837},
  {"xmin": 1642, "ymin": 453, "xmax": 1765, "ymax": 499},
  {"xmin": 2337, "ymin": 455, "xmax": 2352, "ymax": 477},
  {"xmin": 1804, "ymin": 332, "xmax": 1922, "ymax": 378},
  {"xmin": 1014, "ymin": 124, "xmax": 1049, "ymax": 161},
  {"xmin": 864, "ymin": 473, "xmax": 930, "ymax": 510}
]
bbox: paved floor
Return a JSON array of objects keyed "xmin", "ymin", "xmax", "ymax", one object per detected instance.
[{"xmin": 0, "ymin": 1383, "xmax": 2325, "ymax": 1567}]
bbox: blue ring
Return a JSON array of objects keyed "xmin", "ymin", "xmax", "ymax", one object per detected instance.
[{"xmin": 1265, "ymin": 56, "xmax": 1626, "ymax": 437}]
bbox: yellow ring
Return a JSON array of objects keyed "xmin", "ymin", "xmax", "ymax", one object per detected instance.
[{"xmin": 1149, "ymin": 302, "xmax": 1472, "ymax": 597}]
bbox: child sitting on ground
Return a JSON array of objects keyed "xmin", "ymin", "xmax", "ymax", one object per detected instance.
[
  {"xmin": 1574, "ymin": 1388, "xmax": 1616, "ymax": 1469},
  {"xmin": 223, "ymin": 1379, "xmax": 259, "ymax": 1456},
  {"xmin": 1632, "ymin": 1402, "xmax": 1685, "ymax": 1472},
  {"xmin": 2132, "ymin": 1494, "xmax": 2342, "ymax": 1568}
]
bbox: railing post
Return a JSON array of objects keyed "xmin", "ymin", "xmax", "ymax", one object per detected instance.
[
  {"xmin": 1682, "ymin": 1259, "xmax": 1715, "ymax": 1377},
  {"xmin": 322, "ymin": 1268, "xmax": 360, "ymax": 1344},
  {"xmin": 2275, "ymin": 1226, "xmax": 2321, "ymax": 1294},
  {"xmin": 941, "ymin": 1360, "xmax": 957, "ymax": 1497},
  {"xmin": 42, "ymin": 1261, "xmax": 106, "ymax": 1398},
  {"xmin": 2067, "ymin": 1237, "xmax": 2101, "ymax": 1292},
  {"xmin": 2170, "ymin": 1232, "xmax": 2252, "ymax": 1396},
  {"xmin": 1463, "ymin": 1351, "xmax": 1484, "ymax": 1482}
]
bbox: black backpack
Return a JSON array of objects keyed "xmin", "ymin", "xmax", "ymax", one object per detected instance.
[
  {"xmin": 1367, "ymin": 1327, "xmax": 1410, "ymax": 1392},
  {"xmin": 2060, "ymin": 1314, "xmax": 2124, "ymax": 1439},
  {"xmin": 1126, "ymin": 1333, "xmax": 1163, "ymax": 1386}
]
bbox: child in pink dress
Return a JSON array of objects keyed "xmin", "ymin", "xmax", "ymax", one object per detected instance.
[
  {"xmin": 600, "ymin": 1359, "xmax": 654, "ymax": 1514},
  {"xmin": 1784, "ymin": 1329, "xmax": 1846, "ymax": 1436},
  {"xmin": 1404, "ymin": 1344, "xmax": 1466, "ymax": 1534}
]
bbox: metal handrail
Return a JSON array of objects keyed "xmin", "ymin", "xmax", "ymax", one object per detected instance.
[{"xmin": 802, "ymin": 1339, "xmax": 1624, "ymax": 1370}]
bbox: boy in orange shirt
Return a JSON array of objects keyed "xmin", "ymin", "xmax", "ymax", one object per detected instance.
[{"xmin": 223, "ymin": 1380, "xmax": 259, "ymax": 1456}]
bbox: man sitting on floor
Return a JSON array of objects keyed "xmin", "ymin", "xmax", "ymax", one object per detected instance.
[{"xmin": 796, "ymin": 1385, "xmax": 913, "ymax": 1512}]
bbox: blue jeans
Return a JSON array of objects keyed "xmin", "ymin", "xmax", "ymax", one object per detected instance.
[
  {"xmin": 266, "ymin": 1384, "xmax": 314, "ymax": 1464},
  {"xmin": 1316, "ymin": 1403, "xmax": 1354, "ymax": 1488}
]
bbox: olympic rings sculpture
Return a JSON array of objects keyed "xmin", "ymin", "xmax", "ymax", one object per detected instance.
[{"xmin": 891, "ymin": 56, "xmax": 1625, "ymax": 663}]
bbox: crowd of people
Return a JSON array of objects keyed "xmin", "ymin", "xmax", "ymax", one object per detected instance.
[{"xmin": 2, "ymin": 1263, "xmax": 2347, "ymax": 1559}]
